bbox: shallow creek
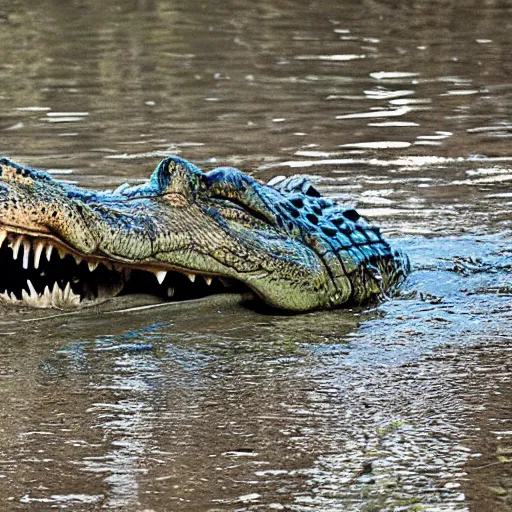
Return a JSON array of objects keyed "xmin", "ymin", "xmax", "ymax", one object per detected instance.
[{"xmin": 0, "ymin": 0, "xmax": 511, "ymax": 510}]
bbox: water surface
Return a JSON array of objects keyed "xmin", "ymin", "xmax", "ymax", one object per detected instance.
[{"xmin": 0, "ymin": 0, "xmax": 511, "ymax": 510}]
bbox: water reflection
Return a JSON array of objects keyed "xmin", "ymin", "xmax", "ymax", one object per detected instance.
[{"xmin": 0, "ymin": 0, "xmax": 511, "ymax": 510}]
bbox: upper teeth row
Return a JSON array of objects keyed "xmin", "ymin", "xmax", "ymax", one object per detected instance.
[
  {"xmin": 0, "ymin": 230, "xmax": 215, "ymax": 286},
  {"xmin": 1, "ymin": 232, "xmax": 109, "ymax": 273},
  {"xmin": 152, "ymin": 269, "xmax": 213, "ymax": 286},
  {"xmin": 1, "ymin": 231, "xmax": 81, "ymax": 270}
]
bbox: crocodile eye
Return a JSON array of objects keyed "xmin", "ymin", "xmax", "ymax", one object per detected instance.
[{"xmin": 209, "ymin": 196, "xmax": 274, "ymax": 227}]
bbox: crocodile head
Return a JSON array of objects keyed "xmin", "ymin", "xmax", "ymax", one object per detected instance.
[{"xmin": 0, "ymin": 156, "xmax": 409, "ymax": 311}]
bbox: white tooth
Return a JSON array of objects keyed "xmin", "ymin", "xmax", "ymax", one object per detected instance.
[
  {"xmin": 10, "ymin": 236, "xmax": 23, "ymax": 260},
  {"xmin": 87, "ymin": 260, "xmax": 99, "ymax": 272},
  {"xmin": 73, "ymin": 255, "xmax": 82, "ymax": 266},
  {"xmin": 0, "ymin": 230, "xmax": 7, "ymax": 247},
  {"xmin": 70, "ymin": 291, "xmax": 81, "ymax": 307},
  {"xmin": 21, "ymin": 289, "xmax": 29, "ymax": 302},
  {"xmin": 22, "ymin": 239, "xmax": 31, "ymax": 269},
  {"xmin": 186, "ymin": 273, "xmax": 196, "ymax": 283},
  {"xmin": 45, "ymin": 281, "xmax": 80, "ymax": 308},
  {"xmin": 27, "ymin": 280, "xmax": 38, "ymax": 297},
  {"xmin": 204, "ymin": 276, "xmax": 213, "ymax": 286},
  {"xmin": 57, "ymin": 247, "xmax": 66, "ymax": 259},
  {"xmin": 154, "ymin": 270, "xmax": 167, "ymax": 285},
  {"xmin": 167, "ymin": 287, "xmax": 175, "ymax": 298},
  {"xmin": 63, "ymin": 282, "xmax": 71, "ymax": 301},
  {"xmin": 34, "ymin": 242, "xmax": 44, "ymax": 269},
  {"xmin": 52, "ymin": 282, "xmax": 62, "ymax": 303},
  {"xmin": 39, "ymin": 294, "xmax": 50, "ymax": 308},
  {"xmin": 45, "ymin": 244, "xmax": 54, "ymax": 261}
]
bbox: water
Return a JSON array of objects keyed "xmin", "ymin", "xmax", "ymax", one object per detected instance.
[{"xmin": 0, "ymin": 0, "xmax": 511, "ymax": 510}]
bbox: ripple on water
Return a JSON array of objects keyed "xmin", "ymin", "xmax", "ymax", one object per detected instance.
[{"xmin": 336, "ymin": 106, "xmax": 412, "ymax": 119}]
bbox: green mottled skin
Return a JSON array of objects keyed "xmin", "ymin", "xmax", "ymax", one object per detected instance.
[{"xmin": 0, "ymin": 156, "xmax": 409, "ymax": 311}]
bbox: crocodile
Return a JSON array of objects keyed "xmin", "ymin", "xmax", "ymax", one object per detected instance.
[{"xmin": 0, "ymin": 155, "xmax": 409, "ymax": 311}]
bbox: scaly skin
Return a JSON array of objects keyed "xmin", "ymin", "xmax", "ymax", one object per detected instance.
[{"xmin": 0, "ymin": 156, "xmax": 409, "ymax": 311}]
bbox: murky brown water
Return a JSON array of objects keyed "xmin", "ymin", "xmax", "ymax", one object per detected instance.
[{"xmin": 0, "ymin": 0, "xmax": 511, "ymax": 510}]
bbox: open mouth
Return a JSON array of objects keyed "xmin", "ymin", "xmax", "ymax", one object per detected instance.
[{"xmin": 0, "ymin": 228, "xmax": 240, "ymax": 309}]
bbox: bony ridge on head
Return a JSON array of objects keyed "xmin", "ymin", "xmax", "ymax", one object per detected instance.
[{"xmin": 152, "ymin": 156, "xmax": 204, "ymax": 204}]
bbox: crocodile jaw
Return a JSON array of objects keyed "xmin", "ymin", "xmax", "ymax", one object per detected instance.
[{"xmin": 0, "ymin": 227, "xmax": 231, "ymax": 309}]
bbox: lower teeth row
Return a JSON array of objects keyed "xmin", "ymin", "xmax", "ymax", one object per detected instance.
[{"xmin": 0, "ymin": 280, "xmax": 80, "ymax": 309}]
